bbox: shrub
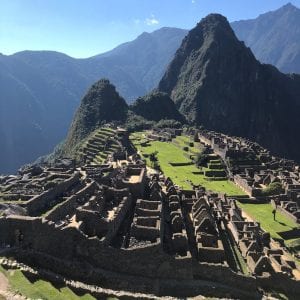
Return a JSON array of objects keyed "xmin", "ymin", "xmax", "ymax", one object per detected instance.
[
  {"xmin": 183, "ymin": 146, "xmax": 189, "ymax": 151},
  {"xmin": 154, "ymin": 119, "xmax": 182, "ymax": 129},
  {"xmin": 195, "ymin": 153, "xmax": 209, "ymax": 167},
  {"xmin": 262, "ymin": 182, "xmax": 284, "ymax": 196}
]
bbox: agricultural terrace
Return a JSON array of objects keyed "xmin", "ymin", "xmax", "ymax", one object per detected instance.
[
  {"xmin": 0, "ymin": 264, "xmax": 96, "ymax": 300},
  {"xmin": 79, "ymin": 127, "xmax": 120, "ymax": 165},
  {"xmin": 238, "ymin": 202, "xmax": 300, "ymax": 252},
  {"xmin": 130, "ymin": 131, "xmax": 245, "ymax": 195}
]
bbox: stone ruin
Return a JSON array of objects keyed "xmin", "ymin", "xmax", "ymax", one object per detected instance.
[
  {"xmin": 198, "ymin": 129, "xmax": 300, "ymax": 223},
  {"xmin": 0, "ymin": 127, "xmax": 299, "ymax": 299}
]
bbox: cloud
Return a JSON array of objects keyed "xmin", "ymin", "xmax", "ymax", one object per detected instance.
[
  {"xmin": 134, "ymin": 19, "xmax": 141, "ymax": 25},
  {"xmin": 192, "ymin": 0, "xmax": 196, "ymax": 3},
  {"xmin": 145, "ymin": 14, "xmax": 159, "ymax": 26}
]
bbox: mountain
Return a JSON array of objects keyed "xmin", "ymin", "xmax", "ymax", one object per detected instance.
[
  {"xmin": 130, "ymin": 91, "xmax": 185, "ymax": 122},
  {"xmin": 91, "ymin": 27, "xmax": 188, "ymax": 97},
  {"xmin": 64, "ymin": 79, "xmax": 187, "ymax": 154},
  {"xmin": 0, "ymin": 27, "xmax": 187, "ymax": 173},
  {"xmin": 4, "ymin": 2, "xmax": 300, "ymax": 174},
  {"xmin": 158, "ymin": 14, "xmax": 300, "ymax": 161},
  {"xmin": 63, "ymin": 79, "xmax": 128, "ymax": 154},
  {"xmin": 231, "ymin": 3, "xmax": 300, "ymax": 74},
  {"xmin": 0, "ymin": 52, "xmax": 82, "ymax": 174}
]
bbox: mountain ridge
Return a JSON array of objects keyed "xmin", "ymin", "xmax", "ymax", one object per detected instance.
[
  {"xmin": 2, "ymin": 3, "xmax": 300, "ymax": 173},
  {"xmin": 0, "ymin": 27, "xmax": 187, "ymax": 173},
  {"xmin": 158, "ymin": 13, "xmax": 300, "ymax": 161},
  {"xmin": 231, "ymin": 2, "xmax": 300, "ymax": 73}
]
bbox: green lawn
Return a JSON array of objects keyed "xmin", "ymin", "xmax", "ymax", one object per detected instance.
[
  {"xmin": 131, "ymin": 132, "xmax": 245, "ymax": 195},
  {"xmin": 237, "ymin": 203, "xmax": 300, "ymax": 243},
  {"xmin": 0, "ymin": 265, "xmax": 97, "ymax": 300}
]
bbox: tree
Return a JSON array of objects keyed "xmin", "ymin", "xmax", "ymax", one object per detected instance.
[
  {"xmin": 195, "ymin": 153, "xmax": 209, "ymax": 167},
  {"xmin": 149, "ymin": 151, "xmax": 159, "ymax": 168},
  {"xmin": 262, "ymin": 182, "xmax": 284, "ymax": 196}
]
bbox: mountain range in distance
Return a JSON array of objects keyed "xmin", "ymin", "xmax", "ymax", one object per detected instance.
[
  {"xmin": 0, "ymin": 27, "xmax": 187, "ymax": 174},
  {"xmin": 63, "ymin": 11, "xmax": 300, "ymax": 166},
  {"xmin": 1, "ymin": 2, "xmax": 300, "ymax": 174}
]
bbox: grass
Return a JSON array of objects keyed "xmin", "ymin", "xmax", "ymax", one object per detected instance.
[
  {"xmin": 237, "ymin": 203, "xmax": 300, "ymax": 244},
  {"xmin": 131, "ymin": 132, "xmax": 245, "ymax": 195},
  {"xmin": 9, "ymin": 271, "xmax": 96, "ymax": 300},
  {"xmin": 79, "ymin": 127, "xmax": 121, "ymax": 165},
  {"xmin": 0, "ymin": 264, "xmax": 97, "ymax": 300}
]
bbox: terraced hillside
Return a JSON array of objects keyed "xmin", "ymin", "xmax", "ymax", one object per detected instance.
[
  {"xmin": 79, "ymin": 127, "xmax": 122, "ymax": 165},
  {"xmin": 130, "ymin": 131, "xmax": 245, "ymax": 195}
]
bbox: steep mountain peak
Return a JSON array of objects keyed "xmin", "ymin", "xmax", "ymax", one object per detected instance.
[
  {"xmin": 158, "ymin": 13, "xmax": 300, "ymax": 161},
  {"xmin": 195, "ymin": 13, "xmax": 230, "ymax": 29},
  {"xmin": 81, "ymin": 78, "xmax": 122, "ymax": 105},
  {"xmin": 158, "ymin": 13, "xmax": 255, "ymax": 101},
  {"xmin": 184, "ymin": 14, "xmax": 236, "ymax": 50},
  {"xmin": 63, "ymin": 79, "xmax": 128, "ymax": 153},
  {"xmin": 280, "ymin": 2, "xmax": 298, "ymax": 11}
]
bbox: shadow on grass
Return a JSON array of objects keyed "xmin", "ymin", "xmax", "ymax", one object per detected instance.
[
  {"xmin": 277, "ymin": 228, "xmax": 300, "ymax": 240},
  {"xmin": 275, "ymin": 220, "xmax": 288, "ymax": 227}
]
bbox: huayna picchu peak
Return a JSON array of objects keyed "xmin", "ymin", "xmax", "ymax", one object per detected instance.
[{"xmin": 158, "ymin": 13, "xmax": 300, "ymax": 162}]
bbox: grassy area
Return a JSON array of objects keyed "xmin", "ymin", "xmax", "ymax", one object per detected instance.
[
  {"xmin": 131, "ymin": 132, "xmax": 245, "ymax": 195},
  {"xmin": 237, "ymin": 203, "xmax": 300, "ymax": 244},
  {"xmin": 79, "ymin": 127, "xmax": 120, "ymax": 165},
  {"xmin": 0, "ymin": 265, "xmax": 97, "ymax": 300}
]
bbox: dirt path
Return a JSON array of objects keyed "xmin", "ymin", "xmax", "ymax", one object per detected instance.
[
  {"xmin": 0, "ymin": 271, "xmax": 27, "ymax": 300},
  {"xmin": 0, "ymin": 271, "xmax": 9, "ymax": 299}
]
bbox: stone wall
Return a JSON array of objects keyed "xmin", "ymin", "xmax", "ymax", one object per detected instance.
[
  {"xmin": 45, "ymin": 181, "xmax": 96, "ymax": 222},
  {"xmin": 105, "ymin": 195, "xmax": 133, "ymax": 243},
  {"xmin": 121, "ymin": 167, "xmax": 146, "ymax": 198},
  {"xmin": 77, "ymin": 209, "xmax": 108, "ymax": 238},
  {"xmin": 1, "ymin": 215, "xmax": 299, "ymax": 298},
  {"xmin": 234, "ymin": 174, "xmax": 261, "ymax": 197},
  {"xmin": 26, "ymin": 173, "xmax": 80, "ymax": 216}
]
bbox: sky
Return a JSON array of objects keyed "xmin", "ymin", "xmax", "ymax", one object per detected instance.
[{"xmin": 1, "ymin": 0, "xmax": 300, "ymax": 58}]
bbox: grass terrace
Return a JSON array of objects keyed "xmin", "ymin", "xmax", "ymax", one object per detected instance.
[
  {"xmin": 0, "ymin": 264, "xmax": 117, "ymax": 300},
  {"xmin": 130, "ymin": 131, "xmax": 245, "ymax": 195},
  {"xmin": 238, "ymin": 202, "xmax": 300, "ymax": 251},
  {"xmin": 79, "ymin": 127, "xmax": 121, "ymax": 165}
]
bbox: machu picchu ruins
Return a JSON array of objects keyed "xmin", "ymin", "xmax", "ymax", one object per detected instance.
[{"xmin": 0, "ymin": 125, "xmax": 300, "ymax": 299}]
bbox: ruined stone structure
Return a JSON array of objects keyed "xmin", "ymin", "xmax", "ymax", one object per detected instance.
[
  {"xmin": 198, "ymin": 129, "xmax": 300, "ymax": 223},
  {"xmin": 0, "ymin": 127, "xmax": 300, "ymax": 299}
]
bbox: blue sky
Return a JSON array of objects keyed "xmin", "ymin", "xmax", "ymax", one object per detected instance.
[{"xmin": 1, "ymin": 0, "xmax": 299, "ymax": 58}]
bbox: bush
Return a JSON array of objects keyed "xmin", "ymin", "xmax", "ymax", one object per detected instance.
[
  {"xmin": 154, "ymin": 119, "xmax": 182, "ymax": 129},
  {"xmin": 262, "ymin": 182, "xmax": 284, "ymax": 196},
  {"xmin": 183, "ymin": 146, "xmax": 189, "ymax": 151},
  {"xmin": 195, "ymin": 153, "xmax": 209, "ymax": 167},
  {"xmin": 125, "ymin": 111, "xmax": 154, "ymax": 132}
]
